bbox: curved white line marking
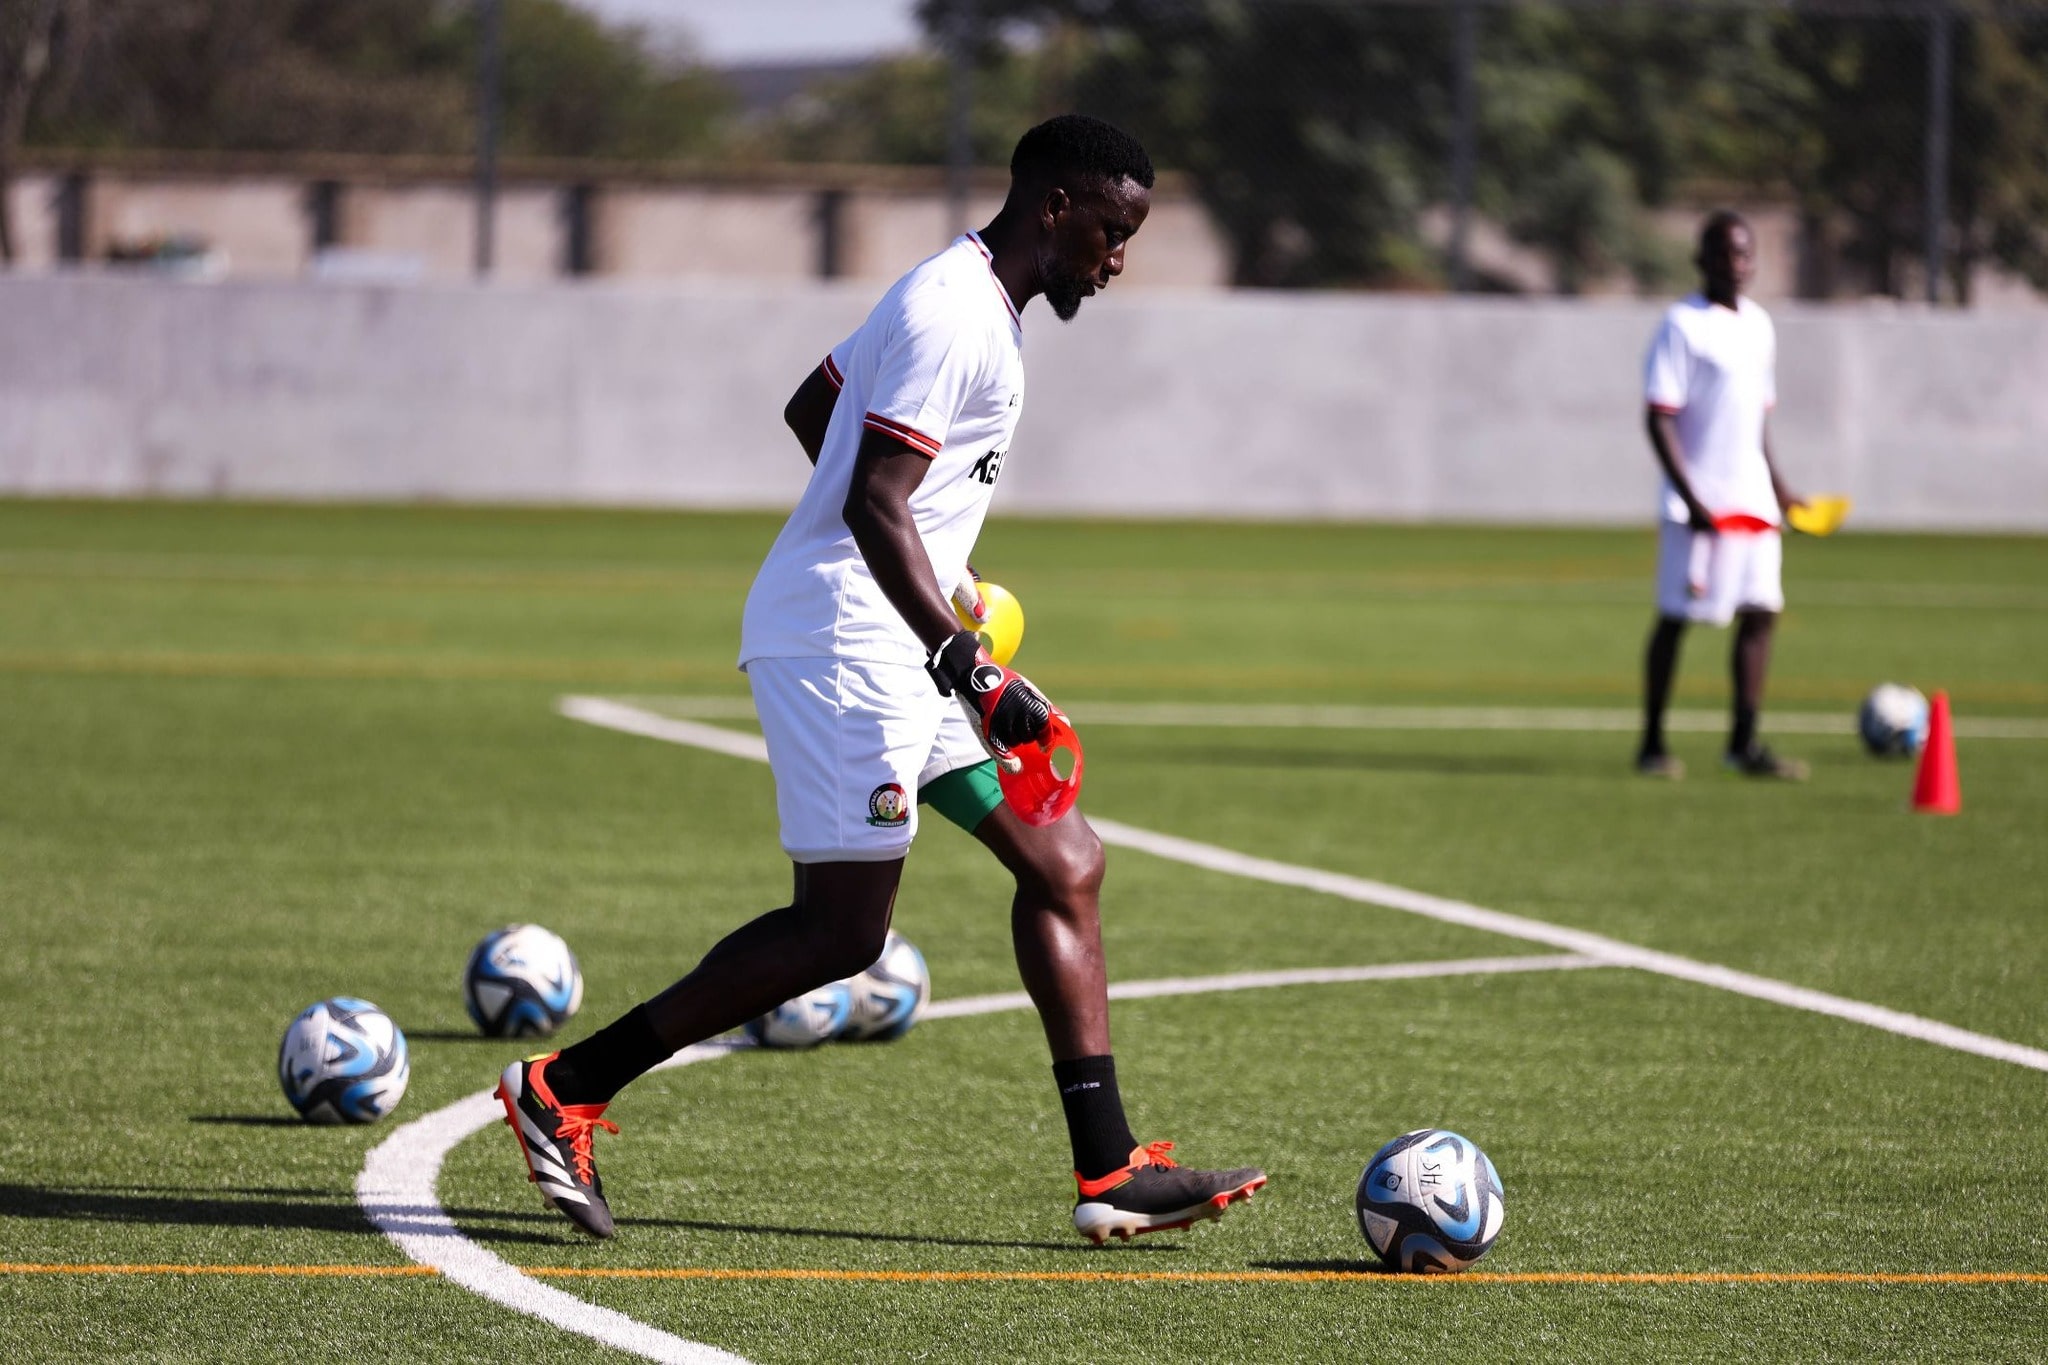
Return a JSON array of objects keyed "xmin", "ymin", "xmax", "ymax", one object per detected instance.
[
  {"xmin": 357, "ymin": 1041, "xmax": 752, "ymax": 1365},
  {"xmin": 357, "ymin": 954, "xmax": 1594, "ymax": 1362}
]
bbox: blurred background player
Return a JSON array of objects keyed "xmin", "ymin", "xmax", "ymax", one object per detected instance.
[
  {"xmin": 496, "ymin": 114, "xmax": 1265, "ymax": 1245},
  {"xmin": 1636, "ymin": 210, "xmax": 1810, "ymax": 782}
]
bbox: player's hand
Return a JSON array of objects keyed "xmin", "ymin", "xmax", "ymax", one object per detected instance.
[
  {"xmin": 925, "ymin": 629, "xmax": 1054, "ymax": 753},
  {"xmin": 951, "ymin": 564, "xmax": 987, "ymax": 624},
  {"xmin": 1684, "ymin": 499, "xmax": 1716, "ymax": 532}
]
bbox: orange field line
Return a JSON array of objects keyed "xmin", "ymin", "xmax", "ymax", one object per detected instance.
[{"xmin": 5, "ymin": 1262, "xmax": 2045, "ymax": 1287}]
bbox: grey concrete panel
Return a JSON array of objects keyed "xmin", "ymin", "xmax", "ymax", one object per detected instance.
[{"xmin": 0, "ymin": 274, "xmax": 2041, "ymax": 529}]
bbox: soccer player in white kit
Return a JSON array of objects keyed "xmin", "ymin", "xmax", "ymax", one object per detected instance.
[
  {"xmin": 497, "ymin": 116, "xmax": 1265, "ymax": 1245},
  {"xmin": 1637, "ymin": 211, "xmax": 1810, "ymax": 781}
]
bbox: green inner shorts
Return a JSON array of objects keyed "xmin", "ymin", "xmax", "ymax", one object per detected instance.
[{"xmin": 920, "ymin": 759, "xmax": 1003, "ymax": 833}]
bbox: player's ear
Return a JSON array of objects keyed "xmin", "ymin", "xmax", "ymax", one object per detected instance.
[{"xmin": 1040, "ymin": 185, "xmax": 1071, "ymax": 231}]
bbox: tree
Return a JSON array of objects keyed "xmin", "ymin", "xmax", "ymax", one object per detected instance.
[
  {"xmin": 1759, "ymin": 8, "xmax": 2048, "ymax": 301},
  {"xmin": 0, "ymin": 0, "xmax": 87, "ymax": 262},
  {"xmin": 735, "ymin": 46, "xmax": 1046, "ymax": 168},
  {"xmin": 14, "ymin": 0, "xmax": 732, "ymax": 164},
  {"xmin": 1473, "ymin": 3, "xmax": 1794, "ymax": 294},
  {"xmin": 1956, "ymin": 17, "xmax": 2048, "ymax": 296},
  {"xmin": 924, "ymin": 0, "xmax": 1456, "ymax": 288}
]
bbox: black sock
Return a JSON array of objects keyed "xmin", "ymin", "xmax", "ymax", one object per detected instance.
[
  {"xmin": 1730, "ymin": 704, "xmax": 1758, "ymax": 757},
  {"xmin": 1053, "ymin": 1055, "xmax": 1139, "ymax": 1181},
  {"xmin": 546, "ymin": 1004, "xmax": 670, "ymax": 1106},
  {"xmin": 1641, "ymin": 618, "xmax": 1684, "ymax": 759}
]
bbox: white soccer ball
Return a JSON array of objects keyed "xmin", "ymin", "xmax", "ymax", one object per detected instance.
[
  {"xmin": 745, "ymin": 980, "xmax": 854, "ymax": 1049},
  {"xmin": 1858, "ymin": 683, "xmax": 1930, "ymax": 757},
  {"xmin": 463, "ymin": 924, "xmax": 585, "ymax": 1038},
  {"xmin": 278, "ymin": 996, "xmax": 410, "ymax": 1124},
  {"xmin": 839, "ymin": 930, "xmax": 931, "ymax": 1041},
  {"xmin": 1356, "ymin": 1128, "xmax": 1505, "ymax": 1273}
]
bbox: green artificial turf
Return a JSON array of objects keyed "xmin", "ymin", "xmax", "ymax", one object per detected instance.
[{"xmin": 1, "ymin": 501, "xmax": 2043, "ymax": 1362}]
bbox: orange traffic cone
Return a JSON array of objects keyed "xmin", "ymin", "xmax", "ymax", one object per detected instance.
[{"xmin": 1911, "ymin": 690, "xmax": 1961, "ymax": 815}]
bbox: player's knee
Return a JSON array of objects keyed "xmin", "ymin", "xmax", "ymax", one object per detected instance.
[
  {"xmin": 785, "ymin": 899, "xmax": 892, "ymax": 980},
  {"xmin": 831, "ymin": 912, "xmax": 895, "ymax": 979},
  {"xmin": 1022, "ymin": 823, "xmax": 1105, "ymax": 908}
]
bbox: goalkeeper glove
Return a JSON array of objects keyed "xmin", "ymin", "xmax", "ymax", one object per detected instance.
[{"xmin": 924, "ymin": 629, "xmax": 1052, "ymax": 759}]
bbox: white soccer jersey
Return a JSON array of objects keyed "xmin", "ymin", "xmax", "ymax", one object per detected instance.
[
  {"xmin": 1643, "ymin": 294, "xmax": 1779, "ymax": 525},
  {"xmin": 740, "ymin": 232, "xmax": 1025, "ymax": 668}
]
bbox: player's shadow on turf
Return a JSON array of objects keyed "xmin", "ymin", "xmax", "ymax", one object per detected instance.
[
  {"xmin": 614, "ymin": 1214, "xmax": 1168, "ymax": 1255},
  {"xmin": 188, "ymin": 1114, "xmax": 306, "ymax": 1127},
  {"xmin": 1162, "ymin": 745, "xmax": 1556, "ymax": 779},
  {"xmin": 0, "ymin": 1183, "xmax": 558, "ymax": 1247}
]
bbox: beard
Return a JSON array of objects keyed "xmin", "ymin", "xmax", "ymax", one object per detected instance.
[{"xmin": 1043, "ymin": 272, "xmax": 1090, "ymax": 322}]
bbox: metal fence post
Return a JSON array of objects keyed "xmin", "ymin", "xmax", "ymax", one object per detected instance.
[
  {"xmin": 1923, "ymin": 0, "xmax": 1953, "ymax": 305},
  {"xmin": 1449, "ymin": 0, "xmax": 1479, "ymax": 292},
  {"xmin": 475, "ymin": 0, "xmax": 502, "ymax": 279}
]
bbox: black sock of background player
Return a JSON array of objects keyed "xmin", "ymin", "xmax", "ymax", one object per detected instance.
[
  {"xmin": 1729, "ymin": 703, "xmax": 1758, "ymax": 757},
  {"xmin": 544, "ymin": 1004, "xmax": 670, "ymax": 1106},
  {"xmin": 1054, "ymin": 1055, "xmax": 1140, "ymax": 1181},
  {"xmin": 1641, "ymin": 619, "xmax": 1683, "ymax": 758}
]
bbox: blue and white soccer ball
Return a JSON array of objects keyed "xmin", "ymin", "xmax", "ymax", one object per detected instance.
[
  {"xmin": 1859, "ymin": 683, "xmax": 1930, "ymax": 757},
  {"xmin": 839, "ymin": 930, "xmax": 931, "ymax": 1041},
  {"xmin": 1357, "ymin": 1128, "xmax": 1505, "ymax": 1273},
  {"xmin": 278, "ymin": 996, "xmax": 410, "ymax": 1124},
  {"xmin": 745, "ymin": 981, "xmax": 855, "ymax": 1049},
  {"xmin": 463, "ymin": 924, "xmax": 585, "ymax": 1038}
]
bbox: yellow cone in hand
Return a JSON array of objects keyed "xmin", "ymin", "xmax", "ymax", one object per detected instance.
[
  {"xmin": 955, "ymin": 580, "xmax": 1025, "ymax": 666},
  {"xmin": 1787, "ymin": 494, "xmax": 1851, "ymax": 537}
]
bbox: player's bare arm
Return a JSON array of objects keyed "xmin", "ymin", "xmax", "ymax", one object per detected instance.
[
  {"xmin": 841, "ymin": 428, "xmax": 960, "ymax": 648},
  {"xmin": 783, "ymin": 363, "xmax": 840, "ymax": 467},
  {"xmin": 1645, "ymin": 406, "xmax": 1713, "ymax": 530},
  {"xmin": 843, "ymin": 427, "xmax": 1052, "ymax": 761}
]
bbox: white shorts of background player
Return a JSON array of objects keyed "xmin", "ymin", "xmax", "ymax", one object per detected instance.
[{"xmin": 1654, "ymin": 519, "xmax": 1784, "ymax": 627}]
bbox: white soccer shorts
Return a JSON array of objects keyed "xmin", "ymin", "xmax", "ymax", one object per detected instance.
[
  {"xmin": 745, "ymin": 656, "xmax": 991, "ymax": 864},
  {"xmin": 1655, "ymin": 519, "xmax": 1785, "ymax": 626}
]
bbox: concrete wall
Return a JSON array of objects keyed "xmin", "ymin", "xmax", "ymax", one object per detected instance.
[
  {"xmin": 1, "ymin": 273, "xmax": 2042, "ymax": 529},
  {"xmin": 5, "ymin": 161, "xmax": 1231, "ymax": 291}
]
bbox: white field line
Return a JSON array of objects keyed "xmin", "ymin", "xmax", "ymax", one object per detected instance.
[
  {"xmin": 561, "ymin": 695, "xmax": 769, "ymax": 761},
  {"xmin": 375, "ymin": 695, "xmax": 2044, "ymax": 1361},
  {"xmin": 1068, "ymin": 702, "xmax": 2048, "ymax": 741},
  {"xmin": 1087, "ymin": 819, "xmax": 2048, "ymax": 1074},
  {"xmin": 359, "ymin": 959, "xmax": 1590, "ymax": 1363},
  {"xmin": 602, "ymin": 695, "xmax": 2048, "ymax": 741},
  {"xmin": 925, "ymin": 954, "xmax": 1602, "ymax": 1020},
  {"xmin": 356, "ymin": 1045, "xmax": 752, "ymax": 1365},
  {"xmin": 563, "ymin": 695, "xmax": 2048, "ymax": 1076}
]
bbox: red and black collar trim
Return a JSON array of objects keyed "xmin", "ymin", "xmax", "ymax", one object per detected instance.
[{"xmin": 965, "ymin": 231, "xmax": 1021, "ymax": 332}]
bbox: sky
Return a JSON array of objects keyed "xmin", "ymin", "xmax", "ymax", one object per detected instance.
[{"xmin": 569, "ymin": 0, "xmax": 927, "ymax": 65}]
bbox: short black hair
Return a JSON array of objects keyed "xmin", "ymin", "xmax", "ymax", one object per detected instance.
[
  {"xmin": 1009, "ymin": 114, "xmax": 1154, "ymax": 192},
  {"xmin": 1699, "ymin": 209, "xmax": 1750, "ymax": 254}
]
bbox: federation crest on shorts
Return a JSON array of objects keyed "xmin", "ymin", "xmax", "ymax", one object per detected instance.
[{"xmin": 866, "ymin": 782, "xmax": 909, "ymax": 827}]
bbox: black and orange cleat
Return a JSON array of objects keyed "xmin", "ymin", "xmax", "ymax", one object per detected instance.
[
  {"xmin": 496, "ymin": 1052, "xmax": 619, "ymax": 1239},
  {"xmin": 1072, "ymin": 1141, "xmax": 1266, "ymax": 1245}
]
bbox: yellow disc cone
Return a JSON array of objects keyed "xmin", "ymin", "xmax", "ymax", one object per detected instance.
[{"xmin": 955, "ymin": 580, "xmax": 1025, "ymax": 665}]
